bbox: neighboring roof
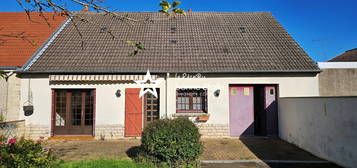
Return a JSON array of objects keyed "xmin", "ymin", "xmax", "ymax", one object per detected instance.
[
  {"xmin": 25, "ymin": 12, "xmax": 319, "ymax": 73},
  {"xmin": 328, "ymin": 48, "xmax": 357, "ymax": 62},
  {"xmin": 0, "ymin": 12, "xmax": 66, "ymax": 68}
]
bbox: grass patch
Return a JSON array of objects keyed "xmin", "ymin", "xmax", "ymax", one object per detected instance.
[{"xmin": 55, "ymin": 159, "xmax": 153, "ymax": 168}]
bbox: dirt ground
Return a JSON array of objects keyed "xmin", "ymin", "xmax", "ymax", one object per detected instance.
[{"xmin": 44, "ymin": 138, "xmax": 323, "ymax": 162}]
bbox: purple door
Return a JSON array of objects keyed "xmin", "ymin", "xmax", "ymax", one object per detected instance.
[
  {"xmin": 229, "ymin": 86, "xmax": 254, "ymax": 136},
  {"xmin": 264, "ymin": 86, "xmax": 278, "ymax": 136}
]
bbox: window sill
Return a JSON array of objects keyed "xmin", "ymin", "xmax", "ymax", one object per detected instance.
[{"xmin": 173, "ymin": 113, "xmax": 207, "ymax": 117}]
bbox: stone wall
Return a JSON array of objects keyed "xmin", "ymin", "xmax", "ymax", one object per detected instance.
[
  {"xmin": 25, "ymin": 125, "xmax": 50, "ymax": 139},
  {"xmin": 95, "ymin": 124, "xmax": 124, "ymax": 140},
  {"xmin": 196, "ymin": 123, "xmax": 230, "ymax": 137},
  {"xmin": 319, "ymin": 68, "xmax": 357, "ymax": 96}
]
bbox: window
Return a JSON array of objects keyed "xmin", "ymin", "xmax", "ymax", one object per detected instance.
[
  {"xmin": 176, "ymin": 88, "xmax": 207, "ymax": 113},
  {"xmin": 269, "ymin": 88, "xmax": 275, "ymax": 95},
  {"xmin": 144, "ymin": 89, "xmax": 160, "ymax": 127}
]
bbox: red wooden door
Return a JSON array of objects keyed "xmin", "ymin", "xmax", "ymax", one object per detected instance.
[{"xmin": 125, "ymin": 88, "xmax": 143, "ymax": 137}]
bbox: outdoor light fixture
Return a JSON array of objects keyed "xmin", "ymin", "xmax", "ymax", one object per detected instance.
[
  {"xmin": 115, "ymin": 89, "xmax": 121, "ymax": 97},
  {"xmin": 214, "ymin": 89, "xmax": 220, "ymax": 97}
]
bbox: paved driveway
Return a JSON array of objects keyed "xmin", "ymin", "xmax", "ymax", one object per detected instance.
[
  {"xmin": 45, "ymin": 138, "xmax": 342, "ymax": 168},
  {"xmin": 202, "ymin": 162, "xmax": 342, "ymax": 168}
]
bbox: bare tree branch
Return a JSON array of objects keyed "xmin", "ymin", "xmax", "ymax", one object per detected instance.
[
  {"xmin": 7, "ymin": 0, "xmax": 187, "ymax": 55},
  {"xmin": 0, "ymin": 28, "xmax": 38, "ymax": 46}
]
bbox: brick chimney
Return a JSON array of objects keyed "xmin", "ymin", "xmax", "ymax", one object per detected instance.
[{"xmin": 80, "ymin": 5, "xmax": 89, "ymax": 12}]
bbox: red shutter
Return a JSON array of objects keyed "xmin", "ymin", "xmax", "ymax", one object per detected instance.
[{"xmin": 125, "ymin": 88, "xmax": 143, "ymax": 137}]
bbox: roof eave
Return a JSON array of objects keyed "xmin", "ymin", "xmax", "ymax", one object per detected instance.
[{"xmin": 17, "ymin": 69, "xmax": 321, "ymax": 74}]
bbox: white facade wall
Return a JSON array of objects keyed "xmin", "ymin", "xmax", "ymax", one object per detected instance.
[
  {"xmin": 0, "ymin": 74, "xmax": 21, "ymax": 121},
  {"xmin": 20, "ymin": 74, "xmax": 318, "ymax": 138},
  {"xmin": 279, "ymin": 97, "xmax": 357, "ymax": 168}
]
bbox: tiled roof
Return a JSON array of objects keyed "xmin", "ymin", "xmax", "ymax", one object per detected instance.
[
  {"xmin": 26, "ymin": 12, "xmax": 319, "ymax": 73},
  {"xmin": 0, "ymin": 12, "xmax": 66, "ymax": 68},
  {"xmin": 328, "ymin": 48, "xmax": 357, "ymax": 62}
]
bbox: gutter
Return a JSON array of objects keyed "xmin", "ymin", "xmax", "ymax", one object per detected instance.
[
  {"xmin": 20, "ymin": 17, "xmax": 71, "ymax": 72},
  {"xmin": 0, "ymin": 66, "xmax": 18, "ymax": 71}
]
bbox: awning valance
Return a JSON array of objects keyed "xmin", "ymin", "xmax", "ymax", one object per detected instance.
[{"xmin": 49, "ymin": 74, "xmax": 157, "ymax": 82}]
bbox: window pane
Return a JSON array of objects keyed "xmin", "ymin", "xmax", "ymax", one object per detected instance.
[
  {"xmin": 85, "ymin": 90, "xmax": 94, "ymax": 126},
  {"xmin": 71, "ymin": 92, "xmax": 82, "ymax": 126},
  {"xmin": 55, "ymin": 91, "xmax": 66, "ymax": 126}
]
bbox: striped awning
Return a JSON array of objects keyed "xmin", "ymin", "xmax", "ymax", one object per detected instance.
[{"xmin": 49, "ymin": 74, "xmax": 157, "ymax": 82}]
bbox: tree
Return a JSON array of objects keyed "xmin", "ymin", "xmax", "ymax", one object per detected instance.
[{"xmin": 0, "ymin": 0, "xmax": 187, "ymax": 79}]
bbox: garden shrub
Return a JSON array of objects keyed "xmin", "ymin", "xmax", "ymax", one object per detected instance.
[
  {"xmin": 139, "ymin": 118, "xmax": 203, "ymax": 167},
  {"xmin": 0, "ymin": 138, "xmax": 57, "ymax": 168}
]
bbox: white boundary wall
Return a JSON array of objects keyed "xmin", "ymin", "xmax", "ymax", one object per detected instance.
[{"xmin": 279, "ymin": 97, "xmax": 357, "ymax": 168}]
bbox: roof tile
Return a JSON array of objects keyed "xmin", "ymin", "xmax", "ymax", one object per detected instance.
[
  {"xmin": 0, "ymin": 12, "xmax": 66, "ymax": 67},
  {"xmin": 26, "ymin": 12, "xmax": 319, "ymax": 73}
]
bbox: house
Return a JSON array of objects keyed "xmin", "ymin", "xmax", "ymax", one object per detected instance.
[
  {"xmin": 318, "ymin": 48, "xmax": 357, "ymax": 96},
  {"xmin": 0, "ymin": 12, "xmax": 66, "ymax": 122},
  {"xmin": 16, "ymin": 12, "xmax": 320, "ymax": 139}
]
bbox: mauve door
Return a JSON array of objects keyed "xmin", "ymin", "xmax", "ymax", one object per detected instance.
[
  {"xmin": 229, "ymin": 86, "xmax": 254, "ymax": 136},
  {"xmin": 265, "ymin": 86, "xmax": 278, "ymax": 137}
]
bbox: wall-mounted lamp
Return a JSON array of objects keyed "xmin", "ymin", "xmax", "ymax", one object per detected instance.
[
  {"xmin": 214, "ymin": 89, "xmax": 220, "ymax": 97},
  {"xmin": 115, "ymin": 89, "xmax": 121, "ymax": 97}
]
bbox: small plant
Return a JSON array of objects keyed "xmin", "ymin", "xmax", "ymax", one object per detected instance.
[
  {"xmin": 139, "ymin": 118, "xmax": 203, "ymax": 167},
  {"xmin": 0, "ymin": 114, "xmax": 5, "ymax": 122},
  {"xmin": 0, "ymin": 137, "xmax": 57, "ymax": 168}
]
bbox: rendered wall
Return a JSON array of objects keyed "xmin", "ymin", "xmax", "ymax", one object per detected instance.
[
  {"xmin": 319, "ymin": 68, "xmax": 357, "ymax": 96},
  {"xmin": 279, "ymin": 97, "xmax": 357, "ymax": 168},
  {"xmin": 0, "ymin": 74, "xmax": 21, "ymax": 121},
  {"xmin": 19, "ymin": 73, "xmax": 318, "ymax": 138}
]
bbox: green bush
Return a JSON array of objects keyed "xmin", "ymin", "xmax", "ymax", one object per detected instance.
[
  {"xmin": 0, "ymin": 138, "xmax": 57, "ymax": 168},
  {"xmin": 140, "ymin": 118, "xmax": 203, "ymax": 167}
]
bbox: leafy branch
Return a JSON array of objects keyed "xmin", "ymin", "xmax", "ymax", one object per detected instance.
[
  {"xmin": 159, "ymin": 1, "xmax": 186, "ymax": 16},
  {"xmin": 0, "ymin": 70, "xmax": 7, "ymax": 79},
  {"xmin": 125, "ymin": 41, "xmax": 145, "ymax": 56}
]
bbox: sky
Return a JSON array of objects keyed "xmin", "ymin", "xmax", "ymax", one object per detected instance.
[{"xmin": 1, "ymin": 0, "xmax": 356, "ymax": 62}]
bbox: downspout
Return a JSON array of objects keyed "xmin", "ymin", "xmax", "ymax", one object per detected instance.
[{"xmin": 165, "ymin": 72, "xmax": 169, "ymax": 118}]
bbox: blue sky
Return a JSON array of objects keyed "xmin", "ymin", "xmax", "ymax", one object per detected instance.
[{"xmin": 1, "ymin": 0, "xmax": 356, "ymax": 62}]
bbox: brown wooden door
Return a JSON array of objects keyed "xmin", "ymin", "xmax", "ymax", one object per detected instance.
[
  {"xmin": 53, "ymin": 89, "xmax": 94, "ymax": 135},
  {"xmin": 144, "ymin": 89, "xmax": 160, "ymax": 127},
  {"xmin": 125, "ymin": 88, "xmax": 143, "ymax": 137}
]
